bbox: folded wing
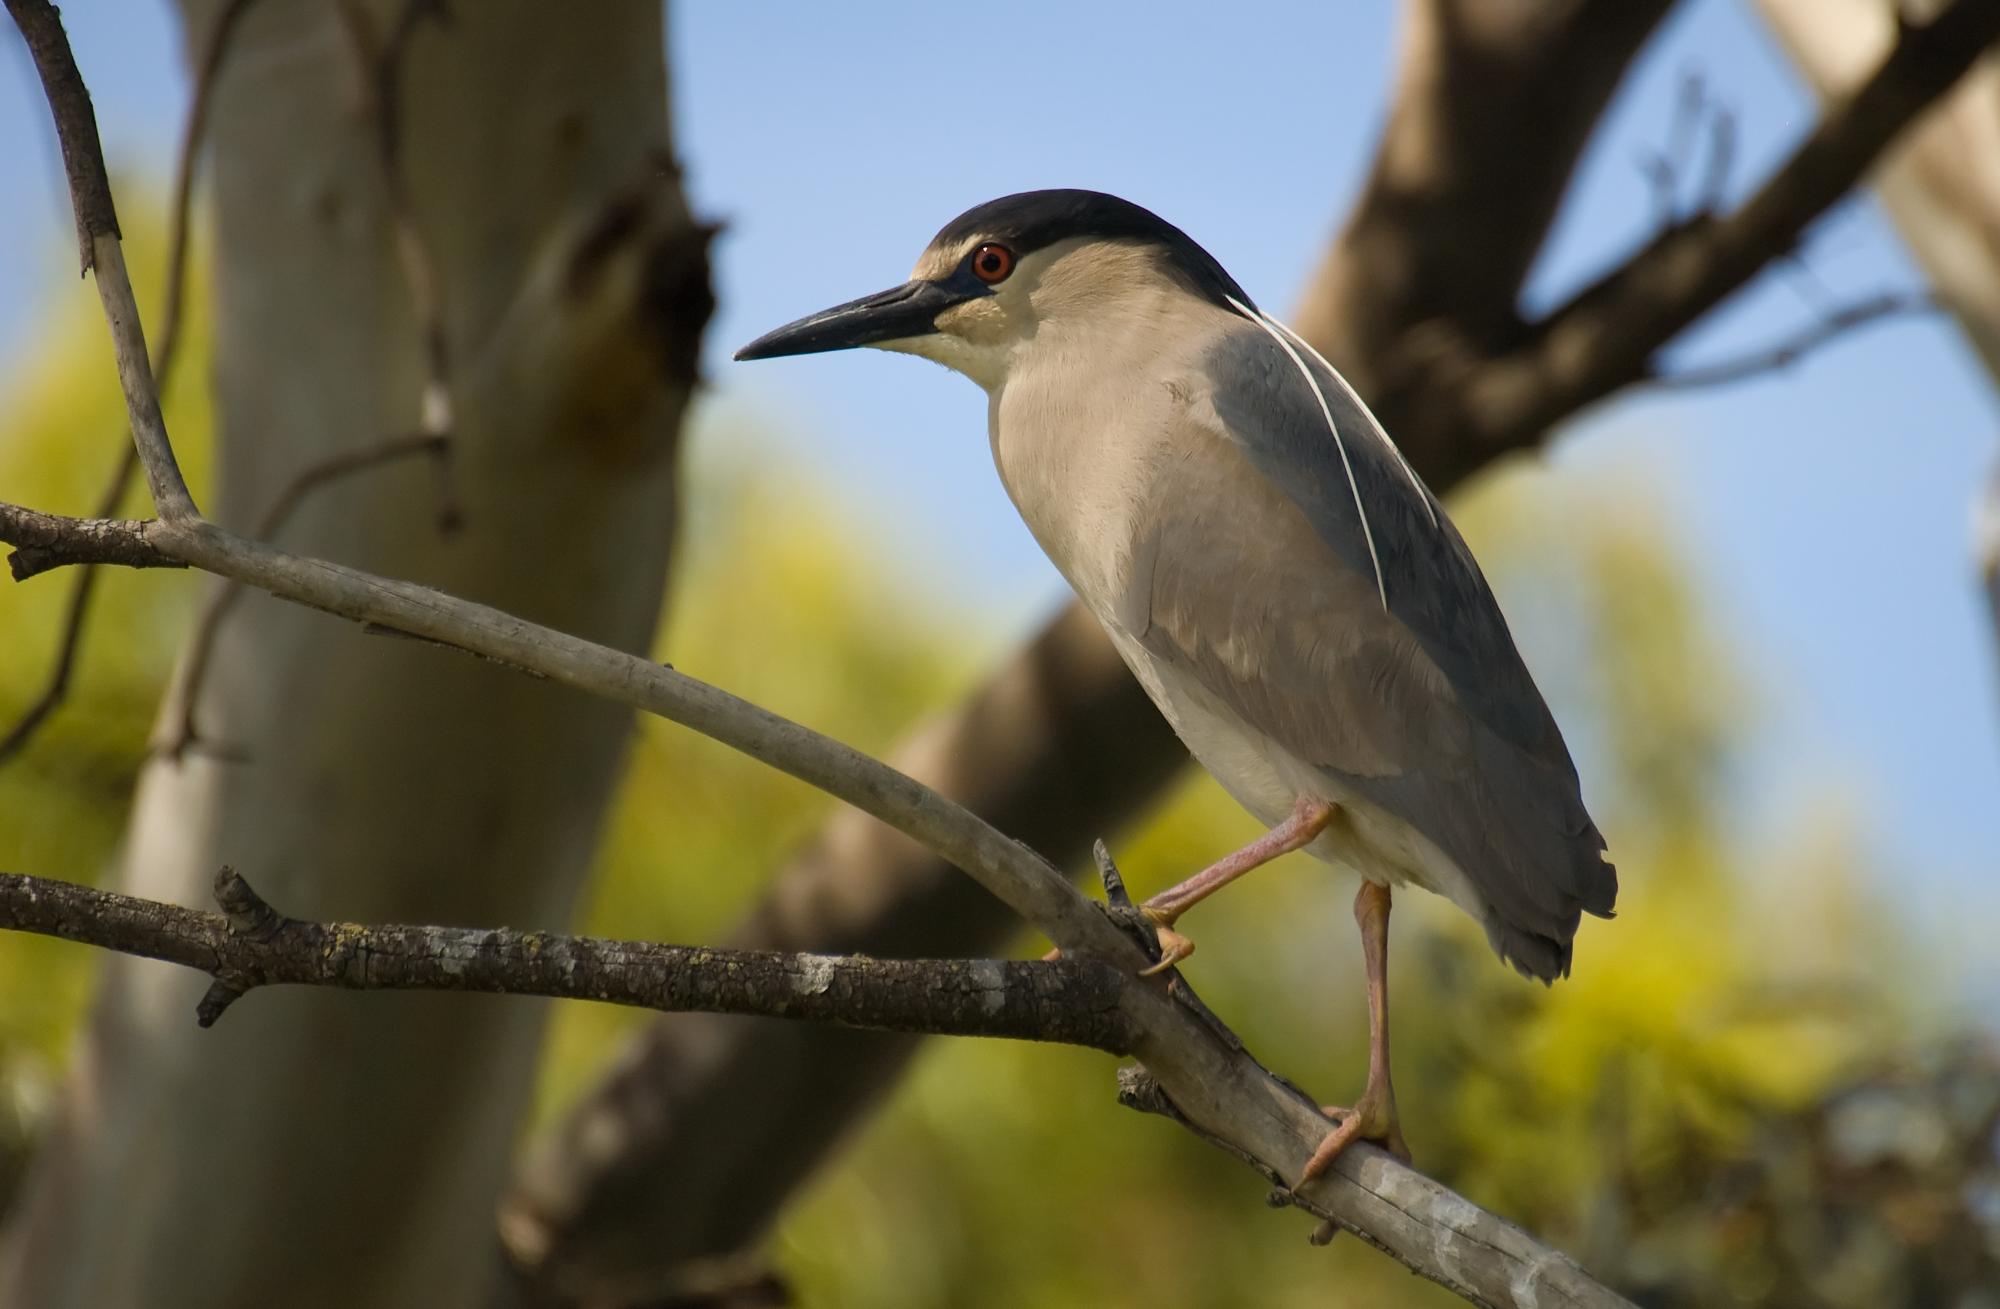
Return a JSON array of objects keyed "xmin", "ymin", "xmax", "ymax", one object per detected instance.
[{"xmin": 1123, "ymin": 315, "xmax": 1616, "ymax": 979}]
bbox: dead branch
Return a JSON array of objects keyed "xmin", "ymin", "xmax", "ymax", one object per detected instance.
[
  {"xmin": 0, "ymin": 867, "xmax": 1133, "ymax": 1049},
  {"xmin": 0, "ymin": 3, "xmax": 1636, "ymax": 1299},
  {"xmin": 1647, "ymin": 290, "xmax": 1940, "ymax": 388},
  {"xmin": 0, "ymin": 0, "xmax": 258, "ymax": 766}
]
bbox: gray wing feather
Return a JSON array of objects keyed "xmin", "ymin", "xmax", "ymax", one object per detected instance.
[{"xmin": 1127, "ymin": 321, "xmax": 1615, "ymax": 979}]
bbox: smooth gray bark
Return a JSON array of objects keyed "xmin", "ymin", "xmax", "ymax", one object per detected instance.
[{"xmin": 0, "ymin": 2, "xmax": 706, "ymax": 1305}]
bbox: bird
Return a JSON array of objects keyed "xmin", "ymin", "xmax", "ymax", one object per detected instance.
[{"xmin": 735, "ymin": 189, "xmax": 1615, "ymax": 1179}]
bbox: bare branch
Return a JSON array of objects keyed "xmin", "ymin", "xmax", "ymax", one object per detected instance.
[
  {"xmin": 0, "ymin": 504, "xmax": 180, "ymax": 579},
  {"xmin": 159, "ymin": 0, "xmax": 262, "ymax": 377},
  {"xmin": 1647, "ymin": 290, "xmax": 1940, "ymax": 389},
  {"xmin": 1981, "ymin": 466, "xmax": 2000, "ymax": 707},
  {"xmin": 500, "ymin": 604, "xmax": 1189, "ymax": 1297},
  {"xmin": 1466, "ymin": 0, "xmax": 2000, "ymax": 447},
  {"xmin": 0, "ymin": 497, "xmax": 1638, "ymax": 1306},
  {"xmin": 158, "ymin": 432, "xmax": 456, "ymax": 760},
  {"xmin": 333, "ymin": 0, "xmax": 456, "ymax": 439},
  {"xmin": 0, "ymin": 543, "xmax": 101, "ymax": 760},
  {"xmin": 3, "ymin": 0, "xmax": 197, "ymax": 518},
  {"xmin": 0, "ymin": 0, "xmax": 260, "ymax": 768},
  {"xmin": 3, "ymin": 0, "xmax": 116, "ymax": 272},
  {"xmin": 0, "ymin": 867, "xmax": 1134, "ymax": 1050},
  {"xmin": 1639, "ymin": 69, "xmax": 1715, "ymax": 228}
]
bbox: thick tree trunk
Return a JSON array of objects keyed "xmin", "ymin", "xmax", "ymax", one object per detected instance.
[{"xmin": 0, "ymin": 3, "xmax": 707, "ymax": 1307}]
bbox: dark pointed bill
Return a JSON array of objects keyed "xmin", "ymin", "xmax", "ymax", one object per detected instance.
[{"xmin": 734, "ymin": 278, "xmax": 971, "ymax": 361}]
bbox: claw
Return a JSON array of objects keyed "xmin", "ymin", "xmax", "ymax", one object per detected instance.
[
  {"xmin": 1136, "ymin": 908, "xmax": 1195, "ymax": 976},
  {"xmin": 1299, "ymin": 1088, "xmax": 1409, "ymax": 1181}
]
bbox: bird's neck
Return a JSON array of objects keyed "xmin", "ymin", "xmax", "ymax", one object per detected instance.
[{"xmin": 986, "ymin": 312, "xmax": 1203, "ymax": 623}]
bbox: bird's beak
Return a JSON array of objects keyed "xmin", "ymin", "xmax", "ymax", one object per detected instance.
[{"xmin": 734, "ymin": 277, "xmax": 973, "ymax": 361}]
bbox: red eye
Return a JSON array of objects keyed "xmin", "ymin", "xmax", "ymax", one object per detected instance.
[{"xmin": 970, "ymin": 243, "xmax": 1015, "ymax": 284}]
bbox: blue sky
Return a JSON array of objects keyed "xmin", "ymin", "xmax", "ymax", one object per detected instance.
[{"xmin": 4, "ymin": 3, "xmax": 1996, "ymax": 970}]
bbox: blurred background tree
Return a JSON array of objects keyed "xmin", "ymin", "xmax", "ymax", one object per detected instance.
[{"xmin": 3, "ymin": 2, "xmax": 1999, "ymax": 1307}]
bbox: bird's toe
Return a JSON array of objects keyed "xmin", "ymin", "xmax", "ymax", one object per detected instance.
[{"xmin": 1299, "ymin": 1089, "xmax": 1408, "ymax": 1181}]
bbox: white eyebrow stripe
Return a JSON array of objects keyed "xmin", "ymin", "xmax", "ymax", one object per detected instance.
[
  {"xmin": 1227, "ymin": 294, "xmax": 1389, "ymax": 612},
  {"xmin": 1265, "ymin": 313, "xmax": 1437, "ymax": 528}
]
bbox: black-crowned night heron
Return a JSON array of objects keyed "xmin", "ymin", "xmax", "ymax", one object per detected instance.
[{"xmin": 736, "ymin": 190, "xmax": 1616, "ymax": 1177}]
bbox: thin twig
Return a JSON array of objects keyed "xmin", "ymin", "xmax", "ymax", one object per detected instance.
[
  {"xmin": 5, "ymin": 0, "xmax": 196, "ymax": 518},
  {"xmin": 1467, "ymin": 0, "xmax": 2000, "ymax": 451},
  {"xmin": 1639, "ymin": 69, "xmax": 1709, "ymax": 228},
  {"xmin": 1647, "ymin": 290, "xmax": 1940, "ymax": 389},
  {"xmin": 0, "ymin": 867, "xmax": 1135, "ymax": 1049},
  {"xmin": 156, "ymin": 432, "xmax": 456, "ymax": 760},
  {"xmin": 0, "ymin": 0, "xmax": 257, "ymax": 765},
  {"xmin": 1980, "ymin": 465, "xmax": 2000, "ymax": 715},
  {"xmin": 334, "ymin": 0, "xmax": 455, "ymax": 440}
]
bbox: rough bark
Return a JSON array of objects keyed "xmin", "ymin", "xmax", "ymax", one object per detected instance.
[
  {"xmin": 0, "ymin": 2, "xmax": 708, "ymax": 1306},
  {"xmin": 0, "ymin": 869, "xmax": 1135, "ymax": 1051}
]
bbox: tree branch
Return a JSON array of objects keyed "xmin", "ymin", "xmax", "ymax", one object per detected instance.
[
  {"xmin": 1466, "ymin": 0, "xmax": 2000, "ymax": 446},
  {"xmin": 0, "ymin": 0, "xmax": 258, "ymax": 767},
  {"xmin": 0, "ymin": 501, "xmax": 1638, "ymax": 1307},
  {"xmin": 157, "ymin": 431, "xmax": 456, "ymax": 760},
  {"xmin": 1646, "ymin": 289, "xmax": 1940, "ymax": 389},
  {"xmin": 1, "ymin": 504, "xmax": 180, "ymax": 579},
  {"xmin": 0, "ymin": 867, "xmax": 1134, "ymax": 1050},
  {"xmin": 333, "ymin": 0, "xmax": 456, "ymax": 441},
  {"xmin": 5, "ymin": 0, "xmax": 198, "ymax": 519},
  {"xmin": 1, "ymin": 2, "xmax": 1802, "ymax": 1301},
  {"xmin": 499, "ymin": 605, "xmax": 1189, "ymax": 1293}
]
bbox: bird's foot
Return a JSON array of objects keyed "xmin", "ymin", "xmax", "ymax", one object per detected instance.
[
  {"xmin": 1136, "ymin": 906, "xmax": 1195, "ymax": 976},
  {"xmin": 1300, "ymin": 1084, "xmax": 1408, "ymax": 1181}
]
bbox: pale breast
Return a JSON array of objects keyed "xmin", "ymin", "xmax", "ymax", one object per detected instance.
[{"xmin": 986, "ymin": 322, "xmax": 1489, "ymax": 915}]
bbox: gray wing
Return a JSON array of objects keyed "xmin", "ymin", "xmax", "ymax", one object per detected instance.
[{"xmin": 1124, "ymin": 316, "xmax": 1615, "ymax": 979}]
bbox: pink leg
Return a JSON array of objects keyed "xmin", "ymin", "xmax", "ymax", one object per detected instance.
[
  {"xmin": 1135, "ymin": 797, "xmax": 1335, "ymax": 975},
  {"xmin": 1300, "ymin": 880, "xmax": 1409, "ymax": 1180}
]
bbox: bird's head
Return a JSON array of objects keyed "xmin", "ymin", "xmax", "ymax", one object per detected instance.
[{"xmin": 733, "ymin": 189, "xmax": 1252, "ymax": 391}]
